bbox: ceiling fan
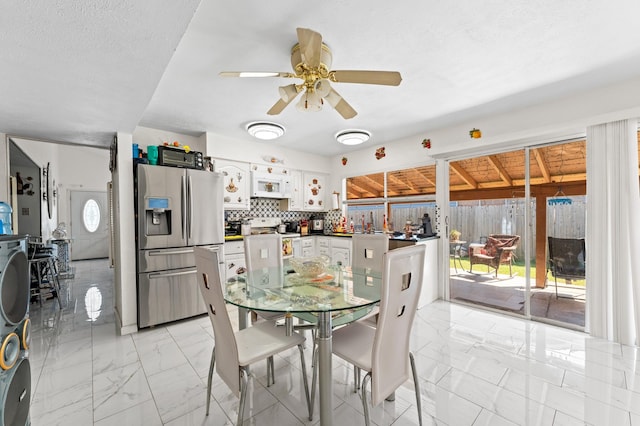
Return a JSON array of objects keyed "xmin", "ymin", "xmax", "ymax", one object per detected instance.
[{"xmin": 220, "ymin": 27, "xmax": 402, "ymax": 119}]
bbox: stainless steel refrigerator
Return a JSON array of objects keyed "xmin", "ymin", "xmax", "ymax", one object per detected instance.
[{"xmin": 135, "ymin": 164, "xmax": 224, "ymax": 328}]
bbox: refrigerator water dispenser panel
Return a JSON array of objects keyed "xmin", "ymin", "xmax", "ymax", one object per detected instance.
[{"xmin": 146, "ymin": 197, "xmax": 171, "ymax": 236}]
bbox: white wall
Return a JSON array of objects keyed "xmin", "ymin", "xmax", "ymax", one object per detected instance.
[
  {"xmin": 331, "ymin": 75, "xmax": 640, "ymax": 179},
  {"xmin": 205, "ymin": 131, "xmax": 332, "ymax": 174},
  {"xmin": 12, "ymin": 138, "xmax": 110, "ymax": 241},
  {"xmin": 133, "ymin": 126, "xmax": 206, "ymax": 155}
]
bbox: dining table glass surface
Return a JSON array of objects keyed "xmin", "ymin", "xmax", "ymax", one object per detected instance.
[{"xmin": 223, "ymin": 264, "xmax": 382, "ymax": 322}]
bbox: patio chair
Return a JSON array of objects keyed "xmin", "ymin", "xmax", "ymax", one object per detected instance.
[
  {"xmin": 469, "ymin": 234, "xmax": 520, "ymax": 277},
  {"xmin": 547, "ymin": 237, "xmax": 585, "ymax": 299}
]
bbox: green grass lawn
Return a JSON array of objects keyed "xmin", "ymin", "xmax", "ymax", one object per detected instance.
[{"xmin": 450, "ymin": 257, "xmax": 586, "ymax": 286}]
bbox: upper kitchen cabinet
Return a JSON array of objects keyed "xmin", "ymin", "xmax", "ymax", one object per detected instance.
[
  {"xmin": 214, "ymin": 159, "xmax": 250, "ymax": 210},
  {"xmin": 302, "ymin": 172, "xmax": 327, "ymax": 211},
  {"xmin": 279, "ymin": 169, "xmax": 304, "ymax": 211}
]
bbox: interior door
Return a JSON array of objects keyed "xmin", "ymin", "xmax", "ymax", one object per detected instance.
[{"xmin": 70, "ymin": 190, "xmax": 109, "ymax": 260}]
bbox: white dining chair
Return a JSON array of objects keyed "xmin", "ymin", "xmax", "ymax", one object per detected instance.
[
  {"xmin": 194, "ymin": 246, "xmax": 312, "ymax": 425},
  {"xmin": 351, "ymin": 233, "xmax": 389, "ymax": 273},
  {"xmin": 351, "ymin": 233, "xmax": 388, "ymax": 324},
  {"xmin": 320, "ymin": 244, "xmax": 426, "ymax": 425}
]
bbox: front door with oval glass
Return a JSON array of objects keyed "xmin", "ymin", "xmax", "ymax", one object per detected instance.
[{"xmin": 70, "ymin": 190, "xmax": 109, "ymax": 260}]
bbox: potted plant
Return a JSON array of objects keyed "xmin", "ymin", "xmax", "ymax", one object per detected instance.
[{"xmin": 450, "ymin": 229, "xmax": 461, "ymax": 241}]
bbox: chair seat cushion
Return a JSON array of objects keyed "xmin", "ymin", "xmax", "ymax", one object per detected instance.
[
  {"xmin": 235, "ymin": 320, "xmax": 305, "ymax": 366},
  {"xmin": 332, "ymin": 321, "xmax": 376, "ymax": 372}
]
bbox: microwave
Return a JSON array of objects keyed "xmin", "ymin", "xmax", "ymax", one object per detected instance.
[
  {"xmin": 251, "ymin": 171, "xmax": 291, "ymax": 199},
  {"xmin": 157, "ymin": 146, "xmax": 204, "ymax": 170}
]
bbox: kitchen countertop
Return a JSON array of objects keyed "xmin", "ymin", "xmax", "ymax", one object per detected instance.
[
  {"xmin": 224, "ymin": 232, "xmax": 301, "ymax": 241},
  {"xmin": 299, "ymin": 232, "xmax": 440, "ymax": 241}
]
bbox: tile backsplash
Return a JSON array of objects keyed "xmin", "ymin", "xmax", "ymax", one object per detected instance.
[{"xmin": 225, "ymin": 198, "xmax": 342, "ymax": 232}]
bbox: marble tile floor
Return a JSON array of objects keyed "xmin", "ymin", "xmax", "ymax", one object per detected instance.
[{"xmin": 26, "ymin": 259, "xmax": 640, "ymax": 425}]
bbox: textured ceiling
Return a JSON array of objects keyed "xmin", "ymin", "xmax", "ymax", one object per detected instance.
[{"xmin": 2, "ymin": 1, "xmax": 640, "ymax": 156}]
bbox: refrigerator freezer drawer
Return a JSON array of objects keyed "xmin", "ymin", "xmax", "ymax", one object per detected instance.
[
  {"xmin": 138, "ymin": 267, "xmax": 205, "ymax": 328},
  {"xmin": 138, "ymin": 246, "xmax": 196, "ymax": 273}
]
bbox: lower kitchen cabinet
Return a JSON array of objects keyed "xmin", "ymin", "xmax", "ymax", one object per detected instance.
[{"xmin": 224, "ymin": 241, "xmax": 246, "ymax": 284}]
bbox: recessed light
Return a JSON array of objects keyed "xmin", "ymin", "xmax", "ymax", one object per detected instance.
[
  {"xmin": 335, "ymin": 129, "xmax": 371, "ymax": 145},
  {"xmin": 246, "ymin": 122, "xmax": 285, "ymax": 140}
]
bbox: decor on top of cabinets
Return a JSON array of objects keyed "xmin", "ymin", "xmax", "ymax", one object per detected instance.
[
  {"xmin": 215, "ymin": 159, "xmax": 250, "ymax": 210},
  {"xmin": 469, "ymin": 128, "xmax": 482, "ymax": 138},
  {"xmin": 375, "ymin": 147, "xmax": 386, "ymax": 160},
  {"xmin": 261, "ymin": 155, "xmax": 284, "ymax": 164},
  {"xmin": 252, "ymin": 163, "xmax": 289, "ymax": 175}
]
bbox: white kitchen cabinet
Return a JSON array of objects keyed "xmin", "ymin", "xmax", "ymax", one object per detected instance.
[
  {"xmin": 316, "ymin": 236, "xmax": 330, "ymax": 257},
  {"xmin": 302, "ymin": 172, "xmax": 327, "ymax": 211},
  {"xmin": 215, "ymin": 159, "xmax": 250, "ymax": 210},
  {"xmin": 224, "ymin": 241, "xmax": 246, "ymax": 284},
  {"xmin": 301, "ymin": 237, "xmax": 315, "ymax": 257},
  {"xmin": 279, "ymin": 169, "xmax": 304, "ymax": 211},
  {"xmin": 417, "ymin": 238, "xmax": 439, "ymax": 308},
  {"xmin": 330, "ymin": 237, "xmax": 352, "ymax": 266}
]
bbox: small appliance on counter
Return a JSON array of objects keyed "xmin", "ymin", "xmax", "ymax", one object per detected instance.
[
  {"xmin": 225, "ymin": 220, "xmax": 242, "ymax": 236},
  {"xmin": 284, "ymin": 220, "xmax": 299, "ymax": 233},
  {"xmin": 310, "ymin": 215, "xmax": 324, "ymax": 234}
]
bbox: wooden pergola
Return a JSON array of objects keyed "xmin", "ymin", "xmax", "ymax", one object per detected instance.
[{"xmin": 347, "ymin": 139, "xmax": 589, "ymax": 288}]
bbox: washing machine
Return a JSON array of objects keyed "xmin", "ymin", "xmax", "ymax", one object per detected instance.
[{"xmin": 0, "ymin": 236, "xmax": 30, "ymax": 426}]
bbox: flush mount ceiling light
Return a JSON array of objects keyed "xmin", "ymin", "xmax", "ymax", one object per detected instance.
[
  {"xmin": 335, "ymin": 129, "xmax": 371, "ymax": 145},
  {"xmin": 246, "ymin": 122, "xmax": 285, "ymax": 140}
]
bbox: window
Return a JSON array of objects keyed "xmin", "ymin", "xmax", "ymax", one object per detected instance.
[{"xmin": 83, "ymin": 199, "xmax": 101, "ymax": 233}]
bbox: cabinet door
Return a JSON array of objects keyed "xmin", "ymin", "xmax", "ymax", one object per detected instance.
[
  {"xmin": 224, "ymin": 253, "xmax": 246, "ymax": 284},
  {"xmin": 331, "ymin": 247, "xmax": 350, "ymax": 267},
  {"xmin": 302, "ymin": 172, "xmax": 327, "ymax": 211},
  {"xmin": 215, "ymin": 160, "xmax": 250, "ymax": 210}
]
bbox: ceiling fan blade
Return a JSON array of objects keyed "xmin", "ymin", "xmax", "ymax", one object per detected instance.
[
  {"xmin": 296, "ymin": 27, "xmax": 323, "ymax": 68},
  {"xmin": 331, "ymin": 70, "xmax": 402, "ymax": 86},
  {"xmin": 267, "ymin": 88, "xmax": 301, "ymax": 115},
  {"xmin": 325, "ymin": 88, "xmax": 357, "ymax": 119},
  {"xmin": 219, "ymin": 71, "xmax": 295, "ymax": 78}
]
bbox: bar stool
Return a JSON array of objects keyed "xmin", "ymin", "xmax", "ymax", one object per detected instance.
[{"xmin": 29, "ymin": 246, "xmax": 62, "ymax": 309}]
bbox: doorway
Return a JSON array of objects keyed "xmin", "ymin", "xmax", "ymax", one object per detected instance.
[
  {"xmin": 447, "ymin": 140, "xmax": 587, "ymax": 329},
  {"xmin": 70, "ymin": 190, "xmax": 109, "ymax": 260}
]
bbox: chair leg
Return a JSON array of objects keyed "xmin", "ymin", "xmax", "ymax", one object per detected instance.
[
  {"xmin": 266, "ymin": 356, "xmax": 272, "ymax": 386},
  {"xmin": 354, "ymin": 366, "xmax": 361, "ymax": 392},
  {"xmin": 360, "ymin": 372, "xmax": 372, "ymax": 426},
  {"xmin": 206, "ymin": 346, "xmax": 216, "ymax": 416},
  {"xmin": 410, "ymin": 352, "xmax": 423, "ymax": 426},
  {"xmin": 297, "ymin": 344, "xmax": 313, "ymax": 421},
  {"xmin": 310, "ymin": 346, "xmax": 318, "ymax": 420},
  {"xmin": 237, "ymin": 369, "xmax": 249, "ymax": 426}
]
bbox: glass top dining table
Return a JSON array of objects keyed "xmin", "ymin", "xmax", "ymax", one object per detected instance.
[{"xmin": 223, "ymin": 264, "xmax": 382, "ymax": 426}]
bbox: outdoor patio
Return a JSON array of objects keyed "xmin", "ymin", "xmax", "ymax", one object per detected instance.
[{"xmin": 450, "ymin": 269, "xmax": 586, "ymax": 327}]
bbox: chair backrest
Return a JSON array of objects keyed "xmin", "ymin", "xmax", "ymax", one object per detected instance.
[
  {"xmin": 352, "ymin": 234, "xmax": 389, "ymax": 273},
  {"xmin": 371, "ymin": 244, "xmax": 426, "ymax": 406},
  {"xmin": 548, "ymin": 237, "xmax": 586, "ymax": 278},
  {"xmin": 194, "ymin": 247, "xmax": 241, "ymax": 396},
  {"xmin": 486, "ymin": 234, "xmax": 520, "ymax": 259},
  {"xmin": 243, "ymin": 234, "xmax": 283, "ymax": 287}
]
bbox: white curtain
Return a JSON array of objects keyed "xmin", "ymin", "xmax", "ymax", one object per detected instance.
[{"xmin": 586, "ymin": 118, "xmax": 640, "ymax": 345}]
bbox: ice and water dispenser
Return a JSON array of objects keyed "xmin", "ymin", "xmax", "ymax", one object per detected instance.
[{"xmin": 145, "ymin": 198, "xmax": 171, "ymax": 235}]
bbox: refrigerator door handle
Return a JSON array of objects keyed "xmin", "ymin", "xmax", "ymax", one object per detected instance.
[
  {"xmin": 187, "ymin": 175, "xmax": 193, "ymax": 240},
  {"xmin": 149, "ymin": 267, "xmax": 197, "ymax": 280},
  {"xmin": 181, "ymin": 175, "xmax": 188, "ymax": 240},
  {"xmin": 148, "ymin": 248, "xmax": 193, "ymax": 256}
]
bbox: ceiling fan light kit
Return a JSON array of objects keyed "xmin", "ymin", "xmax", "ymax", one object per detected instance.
[
  {"xmin": 335, "ymin": 129, "xmax": 371, "ymax": 145},
  {"xmin": 221, "ymin": 27, "xmax": 402, "ymax": 119},
  {"xmin": 246, "ymin": 122, "xmax": 285, "ymax": 140}
]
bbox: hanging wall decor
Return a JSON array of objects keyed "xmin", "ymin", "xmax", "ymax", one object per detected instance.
[
  {"xmin": 469, "ymin": 128, "xmax": 482, "ymax": 138},
  {"xmin": 341, "ymin": 157, "xmax": 348, "ymax": 165},
  {"xmin": 422, "ymin": 138, "xmax": 431, "ymax": 149},
  {"xmin": 375, "ymin": 147, "xmax": 386, "ymax": 160}
]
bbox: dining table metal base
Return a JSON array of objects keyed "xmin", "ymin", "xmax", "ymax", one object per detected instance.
[{"xmin": 317, "ymin": 311, "xmax": 333, "ymax": 426}]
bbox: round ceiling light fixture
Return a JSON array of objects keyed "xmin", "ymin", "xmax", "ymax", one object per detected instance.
[
  {"xmin": 335, "ymin": 129, "xmax": 371, "ymax": 145},
  {"xmin": 246, "ymin": 122, "xmax": 286, "ymax": 140}
]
